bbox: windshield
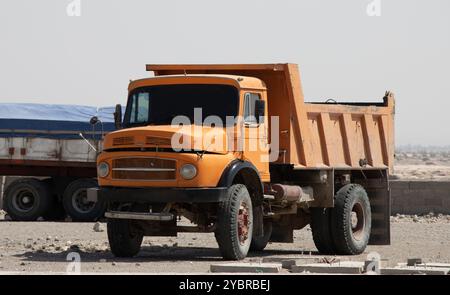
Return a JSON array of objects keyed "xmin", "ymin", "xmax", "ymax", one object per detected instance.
[{"xmin": 123, "ymin": 84, "xmax": 239, "ymax": 127}]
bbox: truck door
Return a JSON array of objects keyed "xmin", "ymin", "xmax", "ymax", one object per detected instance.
[{"xmin": 242, "ymin": 92, "xmax": 269, "ymax": 179}]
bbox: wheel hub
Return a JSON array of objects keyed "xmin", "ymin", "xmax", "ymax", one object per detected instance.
[
  {"xmin": 72, "ymin": 188, "xmax": 96, "ymax": 213},
  {"xmin": 12, "ymin": 189, "xmax": 36, "ymax": 213},
  {"xmin": 351, "ymin": 202, "xmax": 365, "ymax": 241},
  {"xmin": 237, "ymin": 202, "xmax": 250, "ymax": 245}
]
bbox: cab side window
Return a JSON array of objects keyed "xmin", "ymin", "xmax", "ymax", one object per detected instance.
[{"xmin": 244, "ymin": 93, "xmax": 261, "ymax": 124}]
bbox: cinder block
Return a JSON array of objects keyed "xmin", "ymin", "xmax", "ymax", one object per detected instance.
[
  {"xmin": 261, "ymin": 258, "xmax": 297, "ymax": 269},
  {"xmin": 364, "ymin": 260, "xmax": 381, "ymax": 274},
  {"xmin": 424, "ymin": 197, "xmax": 443, "ymax": 207},
  {"xmin": 391, "ymin": 181, "xmax": 411, "ymax": 190},
  {"xmin": 408, "ymin": 181, "xmax": 429, "ymax": 190},
  {"xmin": 291, "ymin": 261, "xmax": 364, "ymax": 274},
  {"xmin": 407, "ymin": 258, "xmax": 422, "ymax": 266},
  {"xmin": 210, "ymin": 263, "xmax": 282, "ymax": 273},
  {"xmin": 262, "ymin": 257, "xmax": 322, "ymax": 269}
]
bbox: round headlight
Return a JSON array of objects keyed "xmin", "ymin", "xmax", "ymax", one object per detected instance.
[
  {"xmin": 180, "ymin": 164, "xmax": 197, "ymax": 180},
  {"xmin": 97, "ymin": 162, "xmax": 110, "ymax": 178}
]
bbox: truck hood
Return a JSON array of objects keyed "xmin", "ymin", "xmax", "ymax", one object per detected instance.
[{"xmin": 104, "ymin": 125, "xmax": 233, "ymax": 154}]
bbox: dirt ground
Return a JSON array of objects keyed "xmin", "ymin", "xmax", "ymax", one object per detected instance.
[
  {"xmin": 0, "ymin": 215, "xmax": 449, "ymax": 274},
  {"xmin": 393, "ymin": 151, "xmax": 450, "ymax": 180},
  {"xmin": 0, "ymin": 151, "xmax": 449, "ymax": 274}
]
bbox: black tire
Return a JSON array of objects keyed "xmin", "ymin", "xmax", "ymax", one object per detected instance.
[
  {"xmin": 40, "ymin": 178, "xmax": 66, "ymax": 221},
  {"xmin": 62, "ymin": 178, "xmax": 105, "ymax": 221},
  {"xmin": 107, "ymin": 219, "xmax": 143, "ymax": 257},
  {"xmin": 3, "ymin": 178, "xmax": 52, "ymax": 221},
  {"xmin": 250, "ymin": 220, "xmax": 272, "ymax": 251},
  {"xmin": 310, "ymin": 207, "xmax": 336, "ymax": 254},
  {"xmin": 215, "ymin": 184, "xmax": 253, "ymax": 260},
  {"xmin": 331, "ymin": 184, "xmax": 371, "ymax": 255}
]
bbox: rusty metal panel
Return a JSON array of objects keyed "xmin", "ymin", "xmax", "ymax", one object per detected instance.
[
  {"xmin": 0, "ymin": 138, "xmax": 8, "ymax": 158},
  {"xmin": 0, "ymin": 137, "xmax": 98, "ymax": 163},
  {"xmin": 302, "ymin": 96, "xmax": 395, "ymax": 171},
  {"xmin": 111, "ymin": 157, "xmax": 177, "ymax": 181}
]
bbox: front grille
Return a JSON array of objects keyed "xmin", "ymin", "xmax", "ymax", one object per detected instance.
[
  {"xmin": 146, "ymin": 136, "xmax": 172, "ymax": 146},
  {"xmin": 112, "ymin": 157, "xmax": 176, "ymax": 181},
  {"xmin": 113, "ymin": 136, "xmax": 135, "ymax": 146}
]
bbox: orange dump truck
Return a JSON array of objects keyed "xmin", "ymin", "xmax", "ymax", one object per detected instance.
[{"xmin": 88, "ymin": 64, "xmax": 395, "ymax": 260}]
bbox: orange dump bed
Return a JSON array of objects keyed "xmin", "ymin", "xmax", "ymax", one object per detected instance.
[{"xmin": 146, "ymin": 64, "xmax": 395, "ymax": 172}]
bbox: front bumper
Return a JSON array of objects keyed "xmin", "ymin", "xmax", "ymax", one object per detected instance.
[{"xmin": 87, "ymin": 186, "xmax": 228, "ymax": 204}]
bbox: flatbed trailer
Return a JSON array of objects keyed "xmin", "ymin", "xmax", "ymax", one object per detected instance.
[{"xmin": 0, "ymin": 103, "xmax": 118, "ymax": 221}]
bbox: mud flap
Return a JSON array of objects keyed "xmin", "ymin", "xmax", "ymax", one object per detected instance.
[{"xmin": 356, "ymin": 177, "xmax": 391, "ymax": 245}]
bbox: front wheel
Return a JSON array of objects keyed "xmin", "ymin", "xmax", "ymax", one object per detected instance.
[
  {"xmin": 107, "ymin": 219, "xmax": 144, "ymax": 257},
  {"xmin": 215, "ymin": 184, "xmax": 253, "ymax": 260}
]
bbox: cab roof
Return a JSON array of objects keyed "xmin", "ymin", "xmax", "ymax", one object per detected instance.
[{"xmin": 130, "ymin": 74, "xmax": 267, "ymax": 91}]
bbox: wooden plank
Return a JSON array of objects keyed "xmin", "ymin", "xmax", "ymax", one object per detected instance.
[
  {"xmin": 291, "ymin": 262, "xmax": 364, "ymax": 274},
  {"xmin": 381, "ymin": 267, "xmax": 449, "ymax": 275},
  {"xmin": 210, "ymin": 263, "xmax": 282, "ymax": 273}
]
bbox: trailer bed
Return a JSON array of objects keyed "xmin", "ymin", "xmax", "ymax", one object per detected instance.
[{"xmin": 0, "ymin": 103, "xmax": 117, "ymax": 176}]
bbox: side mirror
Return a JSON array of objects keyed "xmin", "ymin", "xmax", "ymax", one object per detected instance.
[
  {"xmin": 114, "ymin": 104, "xmax": 122, "ymax": 130},
  {"xmin": 255, "ymin": 100, "xmax": 265, "ymax": 124}
]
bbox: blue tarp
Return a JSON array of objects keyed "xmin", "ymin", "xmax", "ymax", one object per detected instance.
[{"xmin": 0, "ymin": 103, "xmax": 123, "ymax": 139}]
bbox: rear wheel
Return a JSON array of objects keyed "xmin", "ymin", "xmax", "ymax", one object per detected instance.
[
  {"xmin": 215, "ymin": 184, "xmax": 253, "ymax": 260},
  {"xmin": 62, "ymin": 178, "xmax": 105, "ymax": 221},
  {"xmin": 331, "ymin": 184, "xmax": 371, "ymax": 255},
  {"xmin": 310, "ymin": 207, "xmax": 336, "ymax": 254},
  {"xmin": 107, "ymin": 219, "xmax": 144, "ymax": 257},
  {"xmin": 3, "ymin": 178, "xmax": 52, "ymax": 221}
]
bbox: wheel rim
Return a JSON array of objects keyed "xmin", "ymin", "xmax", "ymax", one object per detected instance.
[
  {"xmin": 351, "ymin": 202, "xmax": 365, "ymax": 241},
  {"xmin": 12, "ymin": 189, "xmax": 36, "ymax": 213},
  {"xmin": 237, "ymin": 201, "xmax": 250, "ymax": 246},
  {"xmin": 71, "ymin": 188, "xmax": 96, "ymax": 213}
]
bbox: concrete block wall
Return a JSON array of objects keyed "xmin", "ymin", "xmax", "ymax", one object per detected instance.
[{"xmin": 390, "ymin": 180, "xmax": 450, "ymax": 215}]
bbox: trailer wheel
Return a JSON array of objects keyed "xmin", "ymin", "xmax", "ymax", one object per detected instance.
[
  {"xmin": 40, "ymin": 178, "xmax": 66, "ymax": 221},
  {"xmin": 331, "ymin": 184, "xmax": 371, "ymax": 255},
  {"xmin": 107, "ymin": 219, "xmax": 143, "ymax": 257},
  {"xmin": 249, "ymin": 220, "xmax": 272, "ymax": 251},
  {"xmin": 62, "ymin": 178, "xmax": 105, "ymax": 221},
  {"xmin": 310, "ymin": 207, "xmax": 336, "ymax": 254},
  {"xmin": 3, "ymin": 178, "xmax": 52, "ymax": 221},
  {"xmin": 215, "ymin": 184, "xmax": 253, "ymax": 260}
]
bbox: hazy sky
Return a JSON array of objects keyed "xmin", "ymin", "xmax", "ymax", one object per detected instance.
[{"xmin": 1, "ymin": 0, "xmax": 449, "ymax": 146}]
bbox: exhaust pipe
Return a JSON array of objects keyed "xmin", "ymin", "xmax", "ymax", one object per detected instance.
[{"xmin": 270, "ymin": 184, "xmax": 314, "ymax": 205}]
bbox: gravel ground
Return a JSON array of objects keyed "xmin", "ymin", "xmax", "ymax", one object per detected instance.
[{"xmin": 0, "ymin": 215, "xmax": 449, "ymax": 274}]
